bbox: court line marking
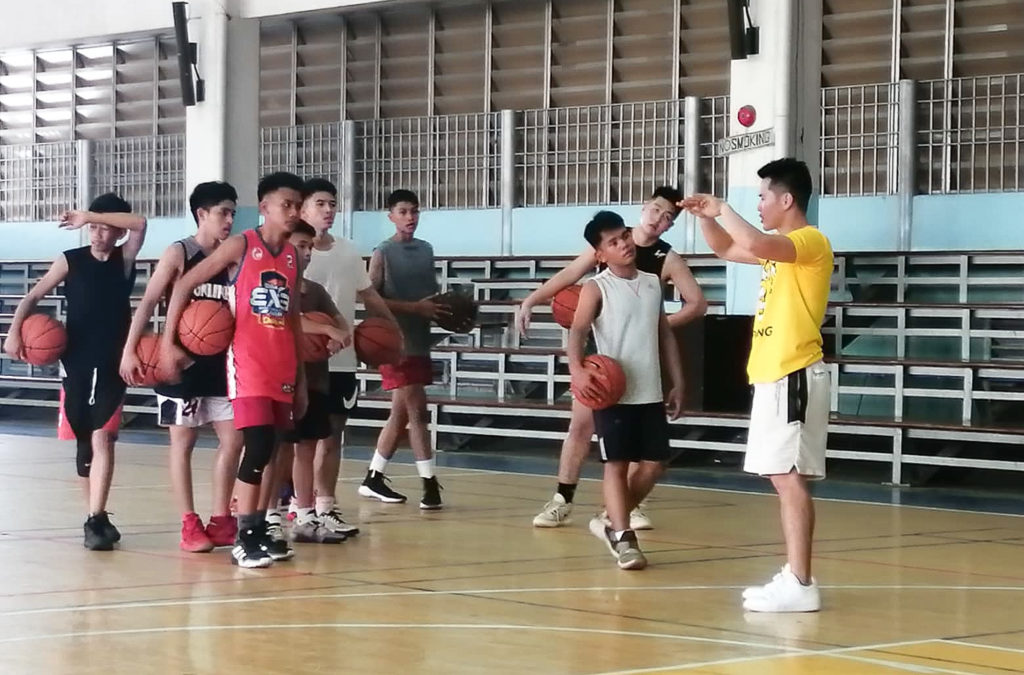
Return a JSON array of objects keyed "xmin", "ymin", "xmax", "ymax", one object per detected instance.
[
  {"xmin": 5, "ymin": 583, "xmax": 1024, "ymax": 618},
  {"xmin": 941, "ymin": 639, "xmax": 1024, "ymax": 655}
]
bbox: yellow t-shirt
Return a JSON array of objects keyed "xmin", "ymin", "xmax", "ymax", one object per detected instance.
[{"xmin": 746, "ymin": 227, "xmax": 833, "ymax": 384}]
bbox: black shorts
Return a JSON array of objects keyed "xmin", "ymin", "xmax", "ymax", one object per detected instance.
[
  {"xmin": 59, "ymin": 365, "xmax": 126, "ymax": 441},
  {"xmin": 282, "ymin": 391, "xmax": 332, "ymax": 442},
  {"xmin": 327, "ymin": 372, "xmax": 359, "ymax": 417},
  {"xmin": 593, "ymin": 402, "xmax": 671, "ymax": 464}
]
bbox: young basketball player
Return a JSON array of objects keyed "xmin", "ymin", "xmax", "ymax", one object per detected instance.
[
  {"xmin": 517, "ymin": 187, "xmax": 706, "ymax": 529},
  {"xmin": 568, "ymin": 211, "xmax": 684, "ymax": 570},
  {"xmin": 118, "ymin": 181, "xmax": 242, "ymax": 553},
  {"xmin": 300, "ymin": 178, "xmax": 398, "ymax": 535},
  {"xmin": 359, "ymin": 189, "xmax": 448, "ymax": 509},
  {"xmin": 3, "ymin": 194, "xmax": 147, "ymax": 550},
  {"xmin": 681, "ymin": 157, "xmax": 832, "ymax": 612},
  {"xmin": 161, "ymin": 171, "xmax": 308, "ymax": 568}
]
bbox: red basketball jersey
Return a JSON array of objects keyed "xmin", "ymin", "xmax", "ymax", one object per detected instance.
[{"xmin": 227, "ymin": 228, "xmax": 299, "ymax": 402}]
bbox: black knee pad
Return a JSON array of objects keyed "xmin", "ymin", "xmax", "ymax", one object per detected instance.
[
  {"xmin": 238, "ymin": 425, "xmax": 276, "ymax": 485},
  {"xmin": 76, "ymin": 438, "xmax": 93, "ymax": 478}
]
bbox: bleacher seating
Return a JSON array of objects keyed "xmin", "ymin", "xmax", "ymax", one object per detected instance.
[{"xmin": 1, "ymin": 250, "xmax": 1023, "ymax": 486}]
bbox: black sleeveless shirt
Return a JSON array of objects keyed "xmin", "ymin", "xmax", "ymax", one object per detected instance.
[
  {"xmin": 61, "ymin": 246, "xmax": 135, "ymax": 371},
  {"xmin": 155, "ymin": 237, "xmax": 230, "ymax": 399},
  {"xmin": 599, "ymin": 232, "xmax": 672, "ymax": 278}
]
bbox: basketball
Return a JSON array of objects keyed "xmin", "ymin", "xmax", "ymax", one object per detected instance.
[
  {"xmin": 433, "ymin": 290, "xmax": 478, "ymax": 333},
  {"xmin": 19, "ymin": 313, "xmax": 66, "ymax": 366},
  {"xmin": 135, "ymin": 333, "xmax": 169, "ymax": 387},
  {"xmin": 301, "ymin": 311, "xmax": 335, "ymax": 362},
  {"xmin": 571, "ymin": 354, "xmax": 627, "ymax": 410},
  {"xmin": 354, "ymin": 317, "xmax": 402, "ymax": 367},
  {"xmin": 551, "ymin": 285, "xmax": 583, "ymax": 329},
  {"xmin": 178, "ymin": 299, "xmax": 234, "ymax": 356}
]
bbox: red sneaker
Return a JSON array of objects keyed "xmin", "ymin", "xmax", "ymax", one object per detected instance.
[
  {"xmin": 180, "ymin": 512, "xmax": 214, "ymax": 553},
  {"xmin": 205, "ymin": 514, "xmax": 238, "ymax": 548}
]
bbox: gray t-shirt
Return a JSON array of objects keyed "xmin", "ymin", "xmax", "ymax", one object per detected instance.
[{"xmin": 376, "ymin": 237, "xmax": 437, "ymax": 357}]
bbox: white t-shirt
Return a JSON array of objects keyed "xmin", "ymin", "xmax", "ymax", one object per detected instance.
[{"xmin": 306, "ymin": 237, "xmax": 372, "ymax": 372}]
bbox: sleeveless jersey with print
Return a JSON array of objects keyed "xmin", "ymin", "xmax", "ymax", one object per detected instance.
[
  {"xmin": 227, "ymin": 228, "xmax": 299, "ymax": 402},
  {"xmin": 155, "ymin": 236, "xmax": 231, "ymax": 399}
]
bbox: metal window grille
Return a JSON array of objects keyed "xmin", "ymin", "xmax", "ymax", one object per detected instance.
[
  {"xmin": 91, "ymin": 134, "xmax": 186, "ymax": 217},
  {"xmin": 0, "ymin": 141, "xmax": 77, "ymax": 221}
]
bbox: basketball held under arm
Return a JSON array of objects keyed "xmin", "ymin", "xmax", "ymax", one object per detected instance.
[
  {"xmin": 517, "ymin": 249, "xmax": 597, "ymax": 334},
  {"xmin": 4, "ymin": 254, "xmax": 69, "ymax": 359},
  {"xmin": 120, "ymin": 244, "xmax": 183, "ymax": 385},
  {"xmin": 567, "ymin": 281, "xmax": 603, "ymax": 401}
]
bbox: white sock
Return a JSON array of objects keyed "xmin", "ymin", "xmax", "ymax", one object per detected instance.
[
  {"xmin": 296, "ymin": 507, "xmax": 315, "ymax": 524},
  {"xmin": 315, "ymin": 496, "xmax": 335, "ymax": 515},
  {"xmin": 614, "ymin": 529, "xmax": 628, "ymax": 541},
  {"xmin": 416, "ymin": 458, "xmax": 435, "ymax": 479},
  {"xmin": 369, "ymin": 451, "xmax": 389, "ymax": 475},
  {"xmin": 266, "ymin": 508, "xmax": 283, "ymax": 524}
]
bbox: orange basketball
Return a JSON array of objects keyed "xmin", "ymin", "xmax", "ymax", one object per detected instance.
[
  {"xmin": 135, "ymin": 333, "xmax": 171, "ymax": 387},
  {"xmin": 178, "ymin": 299, "xmax": 234, "ymax": 356},
  {"xmin": 19, "ymin": 313, "xmax": 66, "ymax": 366},
  {"xmin": 433, "ymin": 290, "xmax": 478, "ymax": 334},
  {"xmin": 571, "ymin": 354, "xmax": 627, "ymax": 410},
  {"xmin": 551, "ymin": 285, "xmax": 583, "ymax": 329},
  {"xmin": 354, "ymin": 317, "xmax": 402, "ymax": 367},
  {"xmin": 301, "ymin": 311, "xmax": 335, "ymax": 362}
]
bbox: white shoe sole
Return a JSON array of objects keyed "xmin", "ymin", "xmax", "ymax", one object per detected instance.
[
  {"xmin": 533, "ymin": 514, "xmax": 571, "ymax": 527},
  {"xmin": 419, "ymin": 502, "xmax": 443, "ymax": 511},
  {"xmin": 742, "ymin": 596, "xmax": 821, "ymax": 613},
  {"xmin": 358, "ymin": 485, "xmax": 407, "ymax": 503}
]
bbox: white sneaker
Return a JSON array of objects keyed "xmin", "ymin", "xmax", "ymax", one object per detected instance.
[
  {"xmin": 533, "ymin": 493, "xmax": 573, "ymax": 527},
  {"xmin": 265, "ymin": 509, "xmax": 286, "ymax": 542},
  {"xmin": 630, "ymin": 504, "xmax": 653, "ymax": 530},
  {"xmin": 588, "ymin": 516, "xmax": 647, "ymax": 570},
  {"xmin": 742, "ymin": 564, "xmax": 821, "ymax": 612},
  {"xmin": 318, "ymin": 507, "xmax": 360, "ymax": 536}
]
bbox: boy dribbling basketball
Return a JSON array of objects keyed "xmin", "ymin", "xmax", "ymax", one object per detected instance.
[
  {"xmin": 568, "ymin": 211, "xmax": 684, "ymax": 570},
  {"xmin": 4, "ymin": 194, "xmax": 147, "ymax": 550},
  {"xmin": 162, "ymin": 171, "xmax": 308, "ymax": 568},
  {"xmin": 119, "ymin": 181, "xmax": 243, "ymax": 552}
]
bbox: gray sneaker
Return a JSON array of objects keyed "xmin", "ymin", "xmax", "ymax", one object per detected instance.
[
  {"xmin": 292, "ymin": 517, "xmax": 346, "ymax": 544},
  {"xmin": 588, "ymin": 516, "xmax": 647, "ymax": 570}
]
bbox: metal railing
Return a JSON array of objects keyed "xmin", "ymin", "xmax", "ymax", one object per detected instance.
[
  {"xmin": 260, "ymin": 123, "xmax": 347, "ymax": 188},
  {"xmin": 820, "ymin": 82, "xmax": 900, "ymax": 196},
  {"xmin": 91, "ymin": 135, "xmax": 187, "ymax": 218},
  {"xmin": 0, "ymin": 141, "xmax": 78, "ymax": 221}
]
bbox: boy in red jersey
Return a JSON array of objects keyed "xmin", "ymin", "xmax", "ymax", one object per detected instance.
[{"xmin": 162, "ymin": 172, "xmax": 308, "ymax": 568}]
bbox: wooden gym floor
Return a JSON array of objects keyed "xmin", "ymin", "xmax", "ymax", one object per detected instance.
[{"xmin": 1, "ymin": 432, "xmax": 1024, "ymax": 674}]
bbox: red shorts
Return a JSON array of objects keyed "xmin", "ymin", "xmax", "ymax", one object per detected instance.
[
  {"xmin": 232, "ymin": 396, "xmax": 294, "ymax": 430},
  {"xmin": 57, "ymin": 387, "xmax": 122, "ymax": 440},
  {"xmin": 380, "ymin": 356, "xmax": 433, "ymax": 391}
]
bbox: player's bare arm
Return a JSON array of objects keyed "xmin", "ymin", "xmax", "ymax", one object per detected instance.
[
  {"xmin": 120, "ymin": 244, "xmax": 184, "ymax": 385},
  {"xmin": 658, "ymin": 311, "xmax": 685, "ymax": 420},
  {"xmin": 517, "ymin": 249, "xmax": 597, "ymax": 334},
  {"xmin": 3, "ymin": 255, "xmax": 69, "ymax": 360},
  {"xmin": 567, "ymin": 280, "xmax": 603, "ymax": 402},
  {"xmin": 661, "ymin": 251, "xmax": 708, "ymax": 328}
]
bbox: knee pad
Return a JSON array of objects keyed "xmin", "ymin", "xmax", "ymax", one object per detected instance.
[
  {"xmin": 238, "ymin": 425, "xmax": 276, "ymax": 485},
  {"xmin": 76, "ymin": 438, "xmax": 93, "ymax": 478}
]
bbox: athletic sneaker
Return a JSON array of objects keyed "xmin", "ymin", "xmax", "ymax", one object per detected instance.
[
  {"xmin": 358, "ymin": 470, "xmax": 407, "ymax": 503},
  {"xmin": 742, "ymin": 564, "xmax": 821, "ymax": 613},
  {"xmin": 588, "ymin": 517, "xmax": 647, "ymax": 570},
  {"xmin": 420, "ymin": 476, "xmax": 443, "ymax": 510},
  {"xmin": 263, "ymin": 511, "xmax": 294, "ymax": 561},
  {"xmin": 205, "ymin": 514, "xmax": 238, "ymax": 547},
  {"xmin": 180, "ymin": 512, "xmax": 214, "ymax": 553},
  {"xmin": 231, "ymin": 525, "xmax": 274, "ymax": 569},
  {"xmin": 91, "ymin": 510, "xmax": 121, "ymax": 543},
  {"xmin": 533, "ymin": 493, "xmax": 573, "ymax": 527},
  {"xmin": 292, "ymin": 516, "xmax": 347, "ymax": 544},
  {"xmin": 599, "ymin": 508, "xmax": 654, "ymax": 532},
  {"xmin": 83, "ymin": 513, "xmax": 114, "ymax": 551},
  {"xmin": 318, "ymin": 507, "xmax": 360, "ymax": 536}
]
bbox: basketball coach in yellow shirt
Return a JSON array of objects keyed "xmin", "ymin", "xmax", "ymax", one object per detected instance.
[{"xmin": 681, "ymin": 157, "xmax": 833, "ymax": 614}]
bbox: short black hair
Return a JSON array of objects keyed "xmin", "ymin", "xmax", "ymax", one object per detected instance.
[
  {"xmin": 188, "ymin": 181, "xmax": 238, "ymax": 223},
  {"xmin": 651, "ymin": 185, "xmax": 682, "ymax": 206},
  {"xmin": 302, "ymin": 178, "xmax": 337, "ymax": 200},
  {"xmin": 291, "ymin": 220, "xmax": 317, "ymax": 238},
  {"xmin": 386, "ymin": 189, "xmax": 419, "ymax": 209},
  {"xmin": 758, "ymin": 158, "xmax": 813, "ymax": 214},
  {"xmin": 584, "ymin": 211, "xmax": 627, "ymax": 248},
  {"xmin": 258, "ymin": 171, "xmax": 304, "ymax": 201},
  {"xmin": 89, "ymin": 192, "xmax": 131, "ymax": 214}
]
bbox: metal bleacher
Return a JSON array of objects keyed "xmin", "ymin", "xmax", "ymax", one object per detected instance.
[{"xmin": 1, "ymin": 250, "xmax": 1023, "ymax": 485}]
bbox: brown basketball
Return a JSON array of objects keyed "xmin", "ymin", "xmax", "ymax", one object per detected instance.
[
  {"xmin": 434, "ymin": 290, "xmax": 478, "ymax": 334},
  {"xmin": 178, "ymin": 299, "xmax": 234, "ymax": 356},
  {"xmin": 20, "ymin": 313, "xmax": 66, "ymax": 366},
  {"xmin": 354, "ymin": 317, "xmax": 402, "ymax": 367},
  {"xmin": 301, "ymin": 311, "xmax": 335, "ymax": 362},
  {"xmin": 135, "ymin": 333, "xmax": 171, "ymax": 387},
  {"xmin": 571, "ymin": 354, "xmax": 627, "ymax": 410},
  {"xmin": 551, "ymin": 284, "xmax": 583, "ymax": 329}
]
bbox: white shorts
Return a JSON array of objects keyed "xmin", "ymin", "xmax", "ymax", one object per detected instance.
[
  {"xmin": 745, "ymin": 361, "xmax": 830, "ymax": 479},
  {"xmin": 157, "ymin": 395, "xmax": 234, "ymax": 428}
]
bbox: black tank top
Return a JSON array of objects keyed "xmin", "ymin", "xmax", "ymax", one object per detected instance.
[
  {"xmin": 61, "ymin": 246, "xmax": 135, "ymax": 371},
  {"xmin": 155, "ymin": 237, "xmax": 230, "ymax": 398},
  {"xmin": 598, "ymin": 231, "xmax": 672, "ymax": 278}
]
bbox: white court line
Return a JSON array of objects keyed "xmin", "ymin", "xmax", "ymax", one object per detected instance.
[
  {"xmin": 941, "ymin": 639, "xmax": 1024, "ymax": 655},
  {"xmin": 4, "ymin": 583, "xmax": 1024, "ymax": 618}
]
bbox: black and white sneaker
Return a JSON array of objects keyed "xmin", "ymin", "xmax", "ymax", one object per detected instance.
[
  {"xmin": 420, "ymin": 476, "xmax": 443, "ymax": 510},
  {"xmin": 358, "ymin": 470, "xmax": 407, "ymax": 503},
  {"xmin": 83, "ymin": 513, "xmax": 114, "ymax": 551},
  {"xmin": 292, "ymin": 516, "xmax": 347, "ymax": 544},
  {"xmin": 231, "ymin": 527, "xmax": 274, "ymax": 569},
  {"xmin": 318, "ymin": 507, "xmax": 360, "ymax": 537},
  {"xmin": 259, "ymin": 522, "xmax": 295, "ymax": 561}
]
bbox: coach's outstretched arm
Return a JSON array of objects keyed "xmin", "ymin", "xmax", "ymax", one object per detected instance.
[{"xmin": 681, "ymin": 194, "xmax": 799, "ymax": 264}]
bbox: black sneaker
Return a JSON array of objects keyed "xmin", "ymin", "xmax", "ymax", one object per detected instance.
[
  {"xmin": 83, "ymin": 514, "xmax": 114, "ymax": 551},
  {"xmin": 259, "ymin": 522, "xmax": 295, "ymax": 561},
  {"xmin": 420, "ymin": 476, "xmax": 444, "ymax": 510},
  {"xmin": 93, "ymin": 511, "xmax": 121, "ymax": 543},
  {"xmin": 231, "ymin": 527, "xmax": 274, "ymax": 568},
  {"xmin": 357, "ymin": 470, "xmax": 407, "ymax": 503}
]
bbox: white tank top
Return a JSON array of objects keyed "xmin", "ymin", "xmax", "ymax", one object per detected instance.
[{"xmin": 590, "ymin": 268, "xmax": 663, "ymax": 405}]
